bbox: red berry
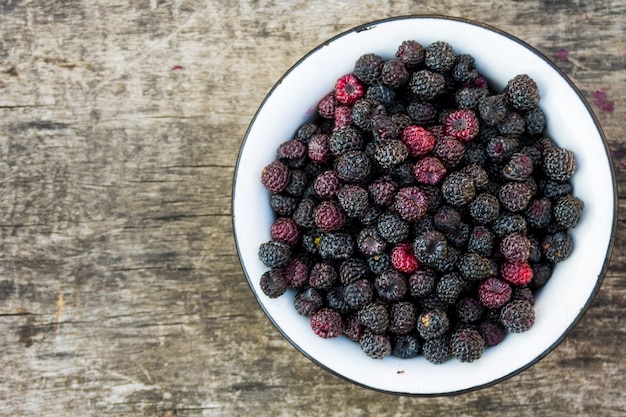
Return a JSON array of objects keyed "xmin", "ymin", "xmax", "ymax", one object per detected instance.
[
  {"xmin": 413, "ymin": 156, "xmax": 447, "ymax": 185},
  {"xmin": 478, "ymin": 277, "xmax": 512, "ymax": 309},
  {"xmin": 284, "ymin": 257, "xmax": 309, "ymax": 289},
  {"xmin": 391, "ymin": 243, "xmax": 419, "ymax": 274},
  {"xmin": 308, "ymin": 133, "xmax": 331, "ymax": 163},
  {"xmin": 261, "ymin": 160, "xmax": 290, "ymax": 193},
  {"xmin": 335, "ymin": 74, "xmax": 364, "ymax": 105},
  {"xmin": 314, "ymin": 200, "xmax": 346, "ymax": 232},
  {"xmin": 310, "ymin": 308, "xmax": 343, "ymax": 338},
  {"xmin": 501, "ymin": 261, "xmax": 534, "ymax": 286},
  {"xmin": 334, "ymin": 105, "xmax": 352, "ymax": 130},
  {"xmin": 318, "ymin": 93, "xmax": 336, "ymax": 119},
  {"xmin": 445, "ymin": 109, "xmax": 479, "ymax": 142},
  {"xmin": 393, "ymin": 186, "xmax": 428, "ymax": 221},
  {"xmin": 402, "ymin": 125, "xmax": 436, "ymax": 157},
  {"xmin": 270, "ymin": 217, "xmax": 300, "ymax": 246}
]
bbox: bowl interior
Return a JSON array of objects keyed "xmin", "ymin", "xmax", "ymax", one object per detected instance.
[{"xmin": 232, "ymin": 16, "xmax": 615, "ymax": 395}]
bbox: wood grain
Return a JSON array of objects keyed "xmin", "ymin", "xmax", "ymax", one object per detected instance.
[{"xmin": 0, "ymin": 0, "xmax": 624, "ymax": 416}]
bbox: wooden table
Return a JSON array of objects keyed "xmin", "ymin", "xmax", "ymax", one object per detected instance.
[{"xmin": 1, "ymin": 1, "xmax": 624, "ymax": 416}]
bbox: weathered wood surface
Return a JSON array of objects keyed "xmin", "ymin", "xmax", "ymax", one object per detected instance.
[{"xmin": 0, "ymin": 1, "xmax": 624, "ymax": 416}]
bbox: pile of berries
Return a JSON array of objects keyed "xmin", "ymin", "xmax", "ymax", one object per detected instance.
[{"xmin": 258, "ymin": 39, "xmax": 583, "ymax": 363}]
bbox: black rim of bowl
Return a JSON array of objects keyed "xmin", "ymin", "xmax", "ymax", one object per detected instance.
[{"xmin": 231, "ymin": 14, "xmax": 618, "ymax": 396}]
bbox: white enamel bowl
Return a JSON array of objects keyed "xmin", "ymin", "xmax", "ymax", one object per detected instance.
[{"xmin": 232, "ymin": 16, "xmax": 617, "ymax": 395}]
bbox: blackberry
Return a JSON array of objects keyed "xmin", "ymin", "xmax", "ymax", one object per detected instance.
[
  {"xmin": 352, "ymin": 98, "xmax": 386, "ymax": 130},
  {"xmin": 258, "ymin": 241, "xmax": 292, "ymax": 269},
  {"xmin": 294, "ymin": 122, "xmax": 320, "ymax": 143},
  {"xmin": 503, "ymin": 152, "xmax": 534, "ymax": 181},
  {"xmin": 318, "ymin": 232, "xmax": 354, "ymax": 260},
  {"xmin": 284, "ymin": 257, "xmax": 309, "ymax": 289},
  {"xmin": 389, "ymin": 160, "xmax": 419, "ymax": 186},
  {"xmin": 292, "ymin": 197, "xmax": 317, "ymax": 229},
  {"xmin": 409, "ymin": 69, "xmax": 446, "ymax": 101},
  {"xmin": 469, "ymin": 193, "xmax": 500, "ymax": 224},
  {"xmin": 527, "ymin": 235, "xmax": 542, "ymax": 263},
  {"xmin": 412, "ymin": 213, "xmax": 435, "ymax": 236},
  {"xmin": 478, "ymin": 320, "xmax": 506, "ymax": 347},
  {"xmin": 375, "ymin": 269, "xmax": 408, "ymax": 301},
  {"xmin": 329, "ymin": 127, "xmax": 364, "ymax": 156},
  {"xmin": 407, "ymin": 101, "xmax": 438, "ymax": 125},
  {"xmin": 478, "ymin": 94, "xmax": 508, "ymax": 126},
  {"xmin": 373, "ymin": 139, "xmax": 409, "ymax": 169},
  {"xmin": 467, "ymin": 226, "xmax": 495, "ymax": 256},
  {"xmin": 339, "ymin": 258, "xmax": 369, "ymax": 285},
  {"xmin": 553, "ymin": 195, "xmax": 584, "ymax": 229},
  {"xmin": 335, "ymin": 150, "xmax": 372, "ymax": 183},
  {"xmin": 300, "ymin": 229, "xmax": 321, "ymax": 255},
  {"xmin": 270, "ymin": 217, "xmax": 300, "ymax": 246},
  {"xmin": 334, "ymin": 106, "xmax": 353, "ymax": 130},
  {"xmin": 504, "ymin": 74, "xmax": 540, "ymax": 111},
  {"xmin": 396, "ymin": 40, "xmax": 424, "ymax": 67},
  {"xmin": 343, "ymin": 313, "xmax": 364, "ymax": 342},
  {"xmin": 422, "ymin": 335, "xmax": 452, "ymax": 364},
  {"xmin": 496, "ymin": 111, "xmax": 525, "ymax": 137},
  {"xmin": 445, "ymin": 109, "xmax": 480, "ymax": 142},
  {"xmin": 353, "ymin": 53, "xmax": 384, "ymax": 85},
  {"xmin": 434, "ymin": 245, "xmax": 461, "ymax": 274},
  {"xmin": 408, "ymin": 268, "xmax": 437, "ymax": 298},
  {"xmin": 413, "ymin": 229, "xmax": 448, "ymax": 266},
  {"xmin": 450, "ymin": 327, "xmax": 485, "ymax": 363},
  {"xmin": 422, "ymin": 185, "xmax": 444, "ymax": 213},
  {"xmin": 402, "ymin": 125, "xmax": 436, "ymax": 158},
  {"xmin": 368, "ymin": 175, "xmax": 398, "ymax": 207},
  {"xmin": 358, "ymin": 302, "xmax": 390, "ymax": 333},
  {"xmin": 259, "ymin": 269, "xmax": 287, "ymax": 298},
  {"xmin": 392, "ymin": 333, "xmax": 421, "ymax": 359},
  {"xmin": 424, "ymin": 40, "xmax": 456, "ymax": 72},
  {"xmin": 337, "ymin": 184, "xmax": 369, "ymax": 218},
  {"xmin": 360, "ymin": 329, "xmax": 392, "ymax": 359},
  {"xmin": 284, "ymin": 169, "xmax": 307, "ymax": 197},
  {"xmin": 314, "ymin": 170, "xmax": 341, "ymax": 199},
  {"xmin": 500, "ymin": 299, "xmax": 535, "ymax": 333},
  {"xmin": 311, "ymin": 308, "xmax": 344, "ymax": 338},
  {"xmin": 367, "ymin": 253, "xmax": 391, "ymax": 275},
  {"xmin": 455, "ymin": 87, "xmax": 488, "ymax": 110},
  {"xmin": 519, "ymin": 144, "xmax": 543, "ymax": 170},
  {"xmin": 294, "ymin": 287, "xmax": 324, "ymax": 316},
  {"xmin": 542, "ymin": 231, "xmax": 574, "ymax": 263},
  {"xmin": 500, "ymin": 232, "xmax": 531, "ymax": 263},
  {"xmin": 512, "ymin": 286, "xmax": 535, "ymax": 305},
  {"xmin": 309, "ymin": 261, "xmax": 338, "ymax": 291},
  {"xmin": 391, "ymin": 112, "xmax": 413, "ymax": 132},
  {"xmin": 417, "ymin": 309, "xmax": 450, "ymax": 340},
  {"xmin": 270, "ymin": 193, "xmax": 299, "ymax": 216},
  {"xmin": 498, "ymin": 181, "xmax": 534, "ymax": 212},
  {"xmin": 382, "ymin": 58, "xmax": 410, "ymax": 88},
  {"xmin": 317, "ymin": 93, "xmax": 336, "ymax": 119},
  {"xmin": 434, "ymin": 205, "xmax": 462, "ymax": 234},
  {"xmin": 451, "ymin": 54, "xmax": 478, "ymax": 83},
  {"xmin": 344, "ymin": 278, "xmax": 374, "ymax": 310},
  {"xmin": 313, "ymin": 200, "xmax": 346, "ymax": 232},
  {"xmin": 539, "ymin": 179, "xmax": 574, "ymax": 201},
  {"xmin": 445, "ymin": 221, "xmax": 471, "ymax": 249},
  {"xmin": 436, "ymin": 272, "xmax": 466, "ymax": 304},
  {"xmin": 442, "ymin": 171, "xmax": 476, "ymax": 206},
  {"xmin": 377, "ymin": 211, "xmax": 409, "ymax": 244},
  {"xmin": 531, "ymin": 262, "xmax": 553, "ymax": 289},
  {"xmin": 357, "ymin": 226, "xmax": 388, "ymax": 256},
  {"xmin": 367, "ymin": 84, "xmax": 396, "ymax": 107},
  {"xmin": 456, "ymin": 297, "xmax": 485, "ymax": 323},
  {"xmin": 492, "ymin": 212, "xmax": 528, "ymax": 236},
  {"xmin": 413, "ymin": 156, "xmax": 447, "ymax": 185},
  {"xmin": 463, "ymin": 143, "xmax": 487, "ymax": 167},
  {"xmin": 335, "ymin": 74, "xmax": 364, "ymax": 105},
  {"xmin": 277, "ymin": 139, "xmax": 307, "ymax": 168},
  {"xmin": 478, "ymin": 277, "xmax": 512, "ymax": 309},
  {"xmin": 458, "ymin": 253, "xmax": 494, "ymax": 281},
  {"xmin": 388, "ymin": 301, "xmax": 418, "ymax": 335},
  {"xmin": 461, "ymin": 164, "xmax": 489, "ymax": 190},
  {"xmin": 543, "ymin": 147, "xmax": 576, "ymax": 181},
  {"xmin": 393, "ymin": 186, "xmax": 428, "ymax": 221},
  {"xmin": 390, "ymin": 243, "xmax": 419, "ymax": 274},
  {"xmin": 524, "ymin": 106, "xmax": 546, "ymax": 135},
  {"xmin": 486, "ymin": 135, "xmax": 520, "ymax": 163},
  {"xmin": 261, "ymin": 160, "xmax": 290, "ymax": 193},
  {"xmin": 433, "ymin": 136, "xmax": 466, "ymax": 167},
  {"xmin": 360, "ymin": 204, "xmax": 382, "ymax": 226}
]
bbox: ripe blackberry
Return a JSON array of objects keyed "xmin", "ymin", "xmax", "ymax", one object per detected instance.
[
  {"xmin": 450, "ymin": 327, "xmax": 485, "ymax": 363},
  {"xmin": 367, "ymin": 253, "xmax": 391, "ymax": 275},
  {"xmin": 389, "ymin": 301, "xmax": 418, "ymax": 335},
  {"xmin": 283, "ymin": 257, "xmax": 309, "ymax": 289},
  {"xmin": 455, "ymin": 87, "xmax": 488, "ymax": 110},
  {"xmin": 479, "ymin": 277, "xmax": 512, "ymax": 309},
  {"xmin": 424, "ymin": 40, "xmax": 456, "ymax": 72},
  {"xmin": 469, "ymin": 193, "xmax": 500, "ymax": 224},
  {"xmin": 389, "ymin": 160, "xmax": 419, "ymax": 186},
  {"xmin": 492, "ymin": 212, "xmax": 528, "ymax": 237},
  {"xmin": 391, "ymin": 243, "xmax": 419, "ymax": 274},
  {"xmin": 525, "ymin": 106, "xmax": 546, "ymax": 135},
  {"xmin": 461, "ymin": 164, "xmax": 489, "ymax": 190},
  {"xmin": 504, "ymin": 74, "xmax": 540, "ymax": 111},
  {"xmin": 284, "ymin": 169, "xmax": 307, "ymax": 197},
  {"xmin": 373, "ymin": 139, "xmax": 409, "ymax": 169},
  {"xmin": 396, "ymin": 39, "xmax": 424, "ymax": 67},
  {"xmin": 498, "ymin": 181, "xmax": 534, "ymax": 212},
  {"xmin": 358, "ymin": 302, "xmax": 390, "ymax": 333},
  {"xmin": 531, "ymin": 262, "xmax": 553, "ymax": 289},
  {"xmin": 335, "ymin": 150, "xmax": 372, "ymax": 183},
  {"xmin": 442, "ymin": 171, "xmax": 476, "ymax": 206},
  {"xmin": 270, "ymin": 193, "xmax": 299, "ymax": 216},
  {"xmin": 314, "ymin": 170, "xmax": 341, "ymax": 199},
  {"xmin": 337, "ymin": 184, "xmax": 369, "ymax": 218},
  {"xmin": 408, "ymin": 268, "xmax": 437, "ymax": 298},
  {"xmin": 436, "ymin": 272, "xmax": 466, "ymax": 304},
  {"xmin": 496, "ymin": 111, "xmax": 525, "ymax": 137},
  {"xmin": 335, "ymin": 74, "xmax": 364, "ymax": 105},
  {"xmin": 343, "ymin": 313, "xmax": 364, "ymax": 342},
  {"xmin": 422, "ymin": 335, "xmax": 452, "ymax": 364},
  {"xmin": 329, "ymin": 127, "xmax": 364, "ymax": 156},
  {"xmin": 554, "ymin": 194, "xmax": 584, "ymax": 229},
  {"xmin": 445, "ymin": 109, "xmax": 479, "ymax": 142},
  {"xmin": 261, "ymin": 160, "xmax": 290, "ymax": 193},
  {"xmin": 413, "ymin": 156, "xmax": 447, "ymax": 185},
  {"xmin": 467, "ymin": 225, "xmax": 495, "ymax": 256},
  {"xmin": 542, "ymin": 231, "xmax": 574, "ymax": 263},
  {"xmin": 503, "ymin": 152, "xmax": 534, "ymax": 181},
  {"xmin": 360, "ymin": 329, "xmax": 392, "ymax": 359},
  {"xmin": 382, "ymin": 58, "xmax": 410, "ymax": 88},
  {"xmin": 433, "ymin": 136, "xmax": 466, "ymax": 167},
  {"xmin": 311, "ymin": 308, "xmax": 344, "ymax": 338},
  {"xmin": 445, "ymin": 221, "xmax": 471, "ymax": 249},
  {"xmin": 277, "ymin": 139, "xmax": 307, "ymax": 168},
  {"xmin": 478, "ymin": 320, "xmax": 507, "ymax": 347},
  {"xmin": 259, "ymin": 269, "xmax": 287, "ymax": 298},
  {"xmin": 317, "ymin": 93, "xmax": 336, "ymax": 119},
  {"xmin": 393, "ymin": 186, "xmax": 428, "ymax": 221},
  {"xmin": 313, "ymin": 200, "xmax": 346, "ymax": 232},
  {"xmin": 309, "ymin": 261, "xmax": 338, "ymax": 291},
  {"xmin": 294, "ymin": 122, "xmax": 320, "ymax": 143},
  {"xmin": 392, "ymin": 112, "xmax": 413, "ymax": 131},
  {"xmin": 344, "ymin": 278, "xmax": 374, "ymax": 310},
  {"xmin": 324, "ymin": 286, "xmax": 349, "ymax": 315},
  {"xmin": 512, "ymin": 286, "xmax": 535, "ymax": 305},
  {"xmin": 458, "ymin": 253, "xmax": 494, "ymax": 281},
  {"xmin": 402, "ymin": 125, "xmax": 436, "ymax": 157},
  {"xmin": 375, "ymin": 269, "xmax": 408, "ymax": 301},
  {"xmin": 353, "ymin": 53, "xmax": 384, "ymax": 85},
  {"xmin": 300, "ymin": 229, "xmax": 321, "ymax": 255},
  {"xmin": 457, "ymin": 297, "xmax": 485, "ymax": 323},
  {"xmin": 433, "ymin": 205, "xmax": 462, "ymax": 234},
  {"xmin": 392, "ymin": 333, "xmax": 421, "ymax": 358},
  {"xmin": 539, "ymin": 179, "xmax": 574, "ymax": 201},
  {"xmin": 500, "ymin": 299, "xmax": 535, "ymax": 333},
  {"xmin": 417, "ymin": 309, "xmax": 450, "ymax": 340},
  {"xmin": 434, "ymin": 245, "xmax": 458, "ymax": 274},
  {"xmin": 377, "ymin": 211, "xmax": 410, "ymax": 244},
  {"xmin": 339, "ymin": 258, "xmax": 369, "ymax": 285},
  {"xmin": 527, "ymin": 235, "xmax": 542, "ymax": 263},
  {"xmin": 520, "ymin": 144, "xmax": 543, "ymax": 170},
  {"xmin": 486, "ymin": 135, "xmax": 520, "ymax": 163},
  {"xmin": 543, "ymin": 147, "xmax": 577, "ymax": 181},
  {"xmin": 352, "ymin": 98, "xmax": 386, "ymax": 130},
  {"xmin": 318, "ymin": 232, "xmax": 354, "ymax": 260},
  {"xmin": 294, "ymin": 287, "xmax": 324, "ymax": 316},
  {"xmin": 367, "ymin": 84, "xmax": 396, "ymax": 107},
  {"xmin": 360, "ymin": 204, "xmax": 382, "ymax": 226},
  {"xmin": 413, "ymin": 229, "xmax": 448, "ymax": 266},
  {"xmin": 357, "ymin": 226, "xmax": 388, "ymax": 256},
  {"xmin": 258, "ymin": 240, "xmax": 292, "ymax": 269},
  {"xmin": 409, "ymin": 69, "xmax": 446, "ymax": 101},
  {"xmin": 452, "ymin": 54, "xmax": 478, "ymax": 83},
  {"xmin": 500, "ymin": 232, "xmax": 531, "ymax": 263},
  {"xmin": 292, "ymin": 197, "xmax": 317, "ymax": 229},
  {"xmin": 407, "ymin": 101, "xmax": 438, "ymax": 125},
  {"xmin": 368, "ymin": 175, "xmax": 398, "ymax": 207},
  {"xmin": 478, "ymin": 94, "xmax": 508, "ymax": 126},
  {"xmin": 270, "ymin": 217, "xmax": 300, "ymax": 246},
  {"xmin": 501, "ymin": 261, "xmax": 534, "ymax": 286}
]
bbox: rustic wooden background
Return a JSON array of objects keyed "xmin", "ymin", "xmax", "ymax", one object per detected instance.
[{"xmin": 0, "ymin": 1, "xmax": 624, "ymax": 416}]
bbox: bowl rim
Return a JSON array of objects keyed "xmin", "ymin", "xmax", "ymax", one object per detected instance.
[{"xmin": 231, "ymin": 14, "xmax": 618, "ymax": 396}]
